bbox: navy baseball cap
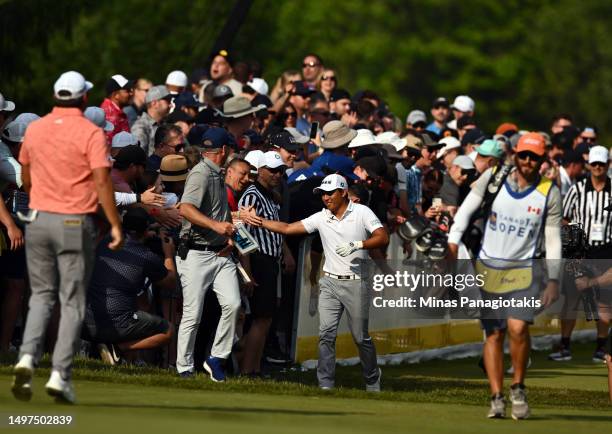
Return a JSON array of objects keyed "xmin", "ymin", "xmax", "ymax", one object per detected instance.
[
  {"xmin": 174, "ymin": 91, "xmax": 203, "ymax": 109},
  {"xmin": 292, "ymin": 80, "xmax": 316, "ymax": 97},
  {"xmin": 312, "ymin": 152, "xmax": 358, "ymax": 180},
  {"xmin": 268, "ymin": 131, "xmax": 299, "ymax": 151},
  {"xmin": 201, "ymin": 127, "xmax": 231, "ymax": 148}
]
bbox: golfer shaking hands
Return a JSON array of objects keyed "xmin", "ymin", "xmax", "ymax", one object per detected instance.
[{"xmin": 242, "ymin": 174, "xmax": 389, "ymax": 391}]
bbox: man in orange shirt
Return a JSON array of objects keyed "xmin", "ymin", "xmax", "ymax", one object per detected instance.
[{"xmin": 11, "ymin": 71, "xmax": 123, "ymax": 404}]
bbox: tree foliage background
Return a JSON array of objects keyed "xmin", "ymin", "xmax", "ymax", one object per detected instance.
[{"xmin": 2, "ymin": 0, "xmax": 611, "ymax": 141}]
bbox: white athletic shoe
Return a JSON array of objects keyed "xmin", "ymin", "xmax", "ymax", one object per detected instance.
[
  {"xmin": 45, "ymin": 370, "xmax": 76, "ymax": 404},
  {"xmin": 11, "ymin": 354, "xmax": 35, "ymax": 401},
  {"xmin": 506, "ymin": 357, "xmax": 532, "ymax": 374},
  {"xmin": 366, "ymin": 368, "xmax": 382, "ymax": 392}
]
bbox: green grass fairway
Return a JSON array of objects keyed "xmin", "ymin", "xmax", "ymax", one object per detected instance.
[{"xmin": 0, "ymin": 343, "xmax": 610, "ymax": 433}]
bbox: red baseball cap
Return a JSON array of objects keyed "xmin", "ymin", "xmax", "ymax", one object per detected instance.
[{"xmin": 516, "ymin": 132, "xmax": 546, "ymax": 156}]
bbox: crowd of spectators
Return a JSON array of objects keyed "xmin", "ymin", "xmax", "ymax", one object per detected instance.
[{"xmin": 0, "ymin": 49, "xmax": 610, "ymax": 379}]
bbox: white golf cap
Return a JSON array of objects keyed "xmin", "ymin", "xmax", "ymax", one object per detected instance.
[
  {"xmin": 247, "ymin": 77, "xmax": 269, "ymax": 95},
  {"xmin": 349, "ymin": 129, "xmax": 377, "ymax": 148},
  {"xmin": 259, "ymin": 151, "xmax": 286, "ymax": 170},
  {"xmin": 375, "ymin": 131, "xmax": 407, "ymax": 152},
  {"xmin": 1, "ymin": 121, "xmax": 28, "ymax": 142},
  {"xmin": 451, "ymin": 95, "xmax": 475, "ymax": 113},
  {"xmin": 452, "ymin": 155, "xmax": 475, "ymax": 170},
  {"xmin": 406, "ymin": 110, "xmax": 427, "ymax": 125},
  {"xmin": 313, "ymin": 174, "xmax": 349, "ymax": 193},
  {"xmin": 284, "ymin": 127, "xmax": 309, "ymax": 144},
  {"xmin": 166, "ymin": 70, "xmax": 188, "ymax": 87},
  {"xmin": 84, "ymin": 106, "xmax": 114, "ymax": 132},
  {"xmin": 245, "ymin": 150, "xmax": 264, "ymax": 169},
  {"xmin": 111, "ymin": 131, "xmax": 137, "ymax": 148},
  {"xmin": 14, "ymin": 112, "xmax": 40, "ymax": 126},
  {"xmin": 53, "ymin": 71, "xmax": 93, "ymax": 100},
  {"xmin": 0, "ymin": 93, "xmax": 15, "ymax": 112},
  {"xmin": 436, "ymin": 136, "xmax": 461, "ymax": 159},
  {"xmin": 589, "ymin": 145, "xmax": 609, "ymax": 164}
]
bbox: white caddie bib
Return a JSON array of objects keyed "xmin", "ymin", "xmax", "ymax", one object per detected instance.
[{"xmin": 475, "ymin": 176, "xmax": 553, "ymax": 294}]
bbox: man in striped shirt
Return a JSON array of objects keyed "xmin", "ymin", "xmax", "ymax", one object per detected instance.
[
  {"xmin": 550, "ymin": 145, "xmax": 612, "ymax": 363},
  {"xmin": 238, "ymin": 151, "xmax": 286, "ymax": 375}
]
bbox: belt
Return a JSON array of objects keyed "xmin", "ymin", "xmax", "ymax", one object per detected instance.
[
  {"xmin": 189, "ymin": 243, "xmax": 227, "ymax": 252},
  {"xmin": 324, "ymin": 272, "xmax": 360, "ymax": 280}
]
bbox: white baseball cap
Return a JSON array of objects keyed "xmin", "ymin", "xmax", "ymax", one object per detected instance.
[
  {"xmin": 313, "ymin": 174, "xmax": 348, "ymax": 193},
  {"xmin": 14, "ymin": 112, "xmax": 40, "ymax": 126},
  {"xmin": 259, "ymin": 151, "xmax": 286, "ymax": 170},
  {"xmin": 1, "ymin": 121, "xmax": 28, "ymax": 142},
  {"xmin": 406, "ymin": 110, "xmax": 427, "ymax": 125},
  {"xmin": 247, "ymin": 77, "xmax": 269, "ymax": 95},
  {"xmin": 376, "ymin": 131, "xmax": 408, "ymax": 152},
  {"xmin": 451, "ymin": 95, "xmax": 475, "ymax": 113},
  {"xmin": 349, "ymin": 129, "xmax": 377, "ymax": 148},
  {"xmin": 245, "ymin": 150, "xmax": 264, "ymax": 169},
  {"xmin": 53, "ymin": 71, "xmax": 93, "ymax": 100},
  {"xmin": 589, "ymin": 145, "xmax": 609, "ymax": 164},
  {"xmin": 84, "ymin": 106, "xmax": 114, "ymax": 132},
  {"xmin": 112, "ymin": 131, "xmax": 137, "ymax": 148},
  {"xmin": 436, "ymin": 136, "xmax": 461, "ymax": 159},
  {"xmin": 0, "ymin": 93, "xmax": 15, "ymax": 111},
  {"xmin": 166, "ymin": 70, "xmax": 188, "ymax": 87}
]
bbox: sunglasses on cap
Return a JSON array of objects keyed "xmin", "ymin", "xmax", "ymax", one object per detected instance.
[
  {"xmin": 517, "ymin": 151, "xmax": 544, "ymax": 162},
  {"xmin": 303, "ymin": 61, "xmax": 321, "ymax": 68}
]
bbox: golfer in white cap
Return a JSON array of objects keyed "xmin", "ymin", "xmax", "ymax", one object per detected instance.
[{"xmin": 242, "ymin": 174, "xmax": 389, "ymax": 391}]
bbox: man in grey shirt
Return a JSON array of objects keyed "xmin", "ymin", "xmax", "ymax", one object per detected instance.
[
  {"xmin": 131, "ymin": 85, "xmax": 171, "ymax": 156},
  {"xmin": 176, "ymin": 127, "xmax": 249, "ymax": 382}
]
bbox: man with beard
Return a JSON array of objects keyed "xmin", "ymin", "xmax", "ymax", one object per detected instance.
[{"xmin": 448, "ymin": 133, "xmax": 562, "ymax": 419}]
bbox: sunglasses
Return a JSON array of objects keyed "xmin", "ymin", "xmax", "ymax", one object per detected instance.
[
  {"xmin": 303, "ymin": 62, "xmax": 321, "ymax": 68},
  {"xmin": 283, "ymin": 112, "xmax": 297, "ymax": 118},
  {"xmin": 266, "ymin": 167, "xmax": 285, "ymax": 174},
  {"xmin": 517, "ymin": 151, "xmax": 543, "ymax": 162},
  {"xmin": 311, "ymin": 110, "xmax": 330, "ymax": 117},
  {"xmin": 590, "ymin": 161, "xmax": 607, "ymax": 168},
  {"xmin": 321, "ymin": 76, "xmax": 336, "ymax": 82},
  {"xmin": 581, "ymin": 136, "xmax": 596, "ymax": 143}
]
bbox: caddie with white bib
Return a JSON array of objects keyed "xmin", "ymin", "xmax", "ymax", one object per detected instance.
[{"xmin": 448, "ymin": 132, "xmax": 562, "ymax": 420}]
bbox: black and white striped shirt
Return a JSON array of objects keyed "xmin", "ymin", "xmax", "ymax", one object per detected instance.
[
  {"xmin": 563, "ymin": 176, "xmax": 612, "ymax": 247},
  {"xmin": 238, "ymin": 182, "xmax": 283, "ymax": 257}
]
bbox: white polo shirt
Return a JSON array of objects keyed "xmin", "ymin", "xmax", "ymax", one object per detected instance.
[{"xmin": 301, "ymin": 201, "xmax": 383, "ymax": 276}]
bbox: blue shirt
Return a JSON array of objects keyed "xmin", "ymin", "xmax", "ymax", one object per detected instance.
[{"xmin": 426, "ymin": 122, "xmax": 442, "ymax": 136}]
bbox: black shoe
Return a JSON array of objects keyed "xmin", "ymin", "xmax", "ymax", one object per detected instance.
[{"xmin": 265, "ymin": 348, "xmax": 291, "ymax": 364}]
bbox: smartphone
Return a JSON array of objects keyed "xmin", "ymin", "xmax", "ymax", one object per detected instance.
[
  {"xmin": 432, "ymin": 197, "xmax": 442, "ymax": 208},
  {"xmin": 309, "ymin": 121, "xmax": 319, "ymax": 139}
]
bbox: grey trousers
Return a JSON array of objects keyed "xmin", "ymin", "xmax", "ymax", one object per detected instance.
[
  {"xmin": 176, "ymin": 250, "xmax": 241, "ymax": 373},
  {"xmin": 19, "ymin": 212, "xmax": 96, "ymax": 379},
  {"xmin": 317, "ymin": 276, "xmax": 379, "ymax": 388}
]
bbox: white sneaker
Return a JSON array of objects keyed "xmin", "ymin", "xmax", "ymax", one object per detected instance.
[
  {"xmin": 506, "ymin": 357, "xmax": 532, "ymax": 374},
  {"xmin": 11, "ymin": 354, "xmax": 35, "ymax": 401},
  {"xmin": 45, "ymin": 370, "xmax": 76, "ymax": 404},
  {"xmin": 366, "ymin": 368, "xmax": 382, "ymax": 392}
]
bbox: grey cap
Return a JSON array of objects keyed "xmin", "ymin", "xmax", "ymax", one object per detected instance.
[
  {"xmin": 0, "ymin": 93, "xmax": 15, "ymax": 112},
  {"xmin": 2, "ymin": 121, "xmax": 28, "ymax": 142},
  {"xmin": 84, "ymin": 106, "xmax": 114, "ymax": 132},
  {"xmin": 407, "ymin": 110, "xmax": 427, "ymax": 125},
  {"xmin": 145, "ymin": 85, "xmax": 170, "ymax": 104},
  {"xmin": 452, "ymin": 155, "xmax": 475, "ymax": 170},
  {"xmin": 284, "ymin": 127, "xmax": 309, "ymax": 144},
  {"xmin": 14, "ymin": 112, "xmax": 40, "ymax": 126},
  {"xmin": 212, "ymin": 84, "xmax": 233, "ymax": 99}
]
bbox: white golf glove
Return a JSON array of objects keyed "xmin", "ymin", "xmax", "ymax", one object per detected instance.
[{"xmin": 335, "ymin": 240, "xmax": 363, "ymax": 257}]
